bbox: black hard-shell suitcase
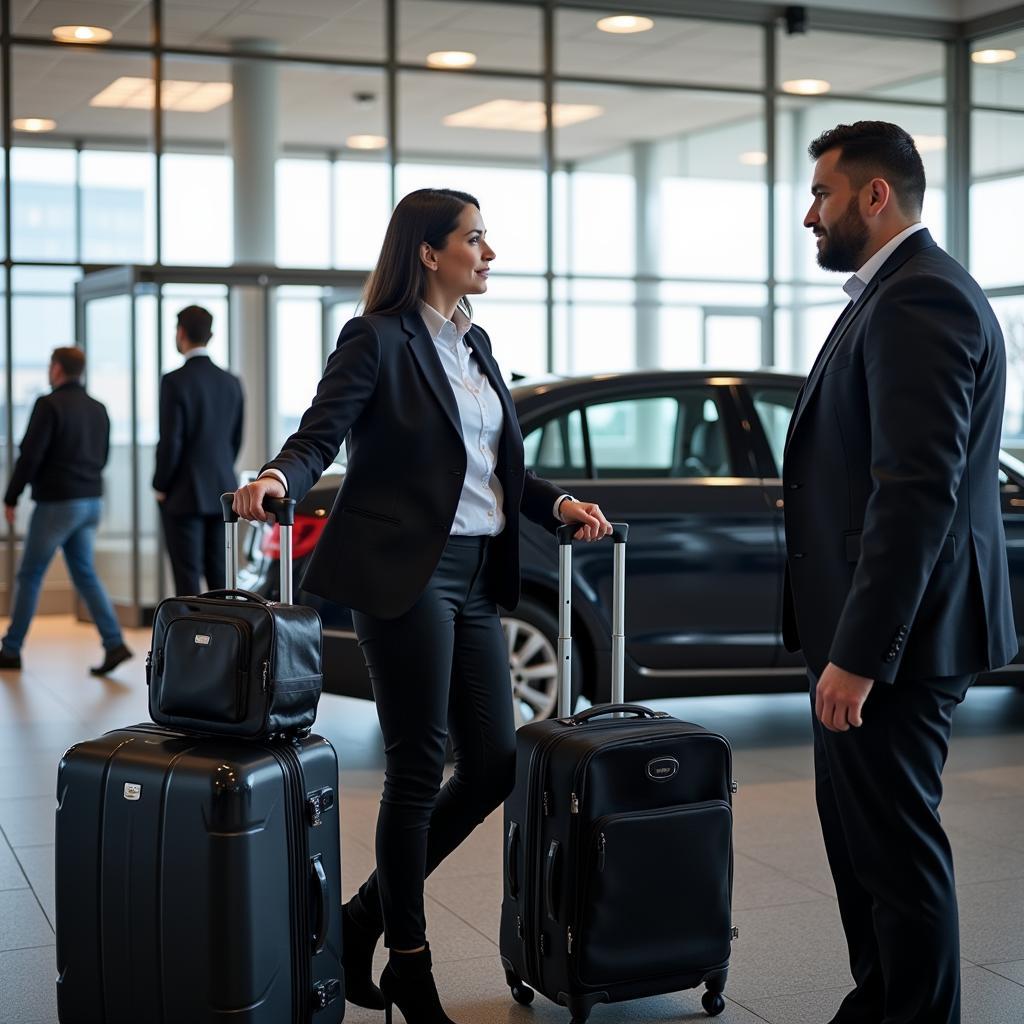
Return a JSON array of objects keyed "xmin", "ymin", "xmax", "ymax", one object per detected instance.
[
  {"xmin": 499, "ymin": 524, "xmax": 736, "ymax": 1022},
  {"xmin": 55, "ymin": 725, "xmax": 344, "ymax": 1024}
]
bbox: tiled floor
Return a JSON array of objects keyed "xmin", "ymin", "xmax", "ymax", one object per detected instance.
[{"xmin": 2, "ymin": 616, "xmax": 1024, "ymax": 1023}]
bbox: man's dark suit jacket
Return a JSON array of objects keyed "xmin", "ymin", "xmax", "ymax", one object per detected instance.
[
  {"xmin": 262, "ymin": 311, "xmax": 564, "ymax": 621},
  {"xmin": 153, "ymin": 354, "xmax": 244, "ymax": 516},
  {"xmin": 4, "ymin": 381, "xmax": 109, "ymax": 505},
  {"xmin": 782, "ymin": 228, "xmax": 1017, "ymax": 684}
]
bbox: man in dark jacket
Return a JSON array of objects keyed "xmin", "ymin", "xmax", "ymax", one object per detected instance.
[
  {"xmin": 0, "ymin": 347, "xmax": 132, "ymax": 674},
  {"xmin": 153, "ymin": 305, "xmax": 244, "ymax": 595},
  {"xmin": 783, "ymin": 121, "xmax": 1016, "ymax": 1024}
]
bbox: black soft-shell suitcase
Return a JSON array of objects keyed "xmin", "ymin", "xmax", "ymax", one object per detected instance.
[
  {"xmin": 55, "ymin": 725, "xmax": 344, "ymax": 1023},
  {"xmin": 499, "ymin": 524, "xmax": 736, "ymax": 1022}
]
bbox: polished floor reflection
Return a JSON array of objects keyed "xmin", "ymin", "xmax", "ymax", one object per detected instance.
[{"xmin": 2, "ymin": 616, "xmax": 1024, "ymax": 1023}]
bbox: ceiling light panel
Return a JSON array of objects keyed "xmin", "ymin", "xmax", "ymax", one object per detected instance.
[
  {"xmin": 52, "ymin": 25, "xmax": 113, "ymax": 44},
  {"xmin": 596, "ymin": 15, "xmax": 655, "ymax": 34},
  {"xmin": 13, "ymin": 117, "xmax": 57, "ymax": 132},
  {"xmin": 90, "ymin": 77, "xmax": 233, "ymax": 113},
  {"xmin": 442, "ymin": 99, "xmax": 602, "ymax": 132}
]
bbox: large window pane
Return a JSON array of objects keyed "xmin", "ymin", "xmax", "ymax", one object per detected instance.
[
  {"xmin": 161, "ymin": 56, "xmax": 234, "ymax": 265},
  {"xmin": 971, "ymin": 29, "xmax": 1024, "ymax": 110},
  {"xmin": 469, "ymin": 276, "xmax": 547, "ymax": 379},
  {"xmin": 162, "ymin": 0, "xmax": 384, "ymax": 62},
  {"xmin": 12, "ymin": 46, "xmax": 154, "ymax": 261},
  {"xmin": 557, "ymin": 9, "xmax": 762, "ymax": 89},
  {"xmin": 554, "ymin": 84, "xmax": 765, "ymax": 281},
  {"xmin": 335, "ymin": 160, "xmax": 391, "ymax": 270},
  {"xmin": 12, "ymin": 1, "xmax": 152, "ymax": 45},
  {"xmin": 554, "ymin": 278, "xmax": 635, "ymax": 374},
  {"xmin": 400, "ymin": 0, "xmax": 541, "ymax": 74},
  {"xmin": 658, "ymin": 282, "xmax": 768, "ymax": 369},
  {"xmin": 277, "ymin": 158, "xmax": 331, "ymax": 268},
  {"xmin": 81, "ymin": 150, "xmax": 156, "ymax": 263},
  {"xmin": 971, "ymin": 110, "xmax": 1024, "ymax": 290},
  {"xmin": 776, "ymin": 99, "xmax": 946, "ymax": 284},
  {"xmin": 775, "ymin": 283, "xmax": 845, "ymax": 375},
  {"xmin": 397, "ymin": 72, "xmax": 546, "ymax": 275},
  {"xmin": 778, "ymin": 27, "xmax": 944, "ymax": 103},
  {"xmin": 993, "ymin": 295, "xmax": 1024, "ymax": 441},
  {"xmin": 272, "ymin": 287, "xmax": 326, "ymax": 453}
]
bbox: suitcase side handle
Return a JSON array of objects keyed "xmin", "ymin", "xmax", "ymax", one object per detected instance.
[
  {"xmin": 505, "ymin": 821, "xmax": 520, "ymax": 899},
  {"xmin": 310, "ymin": 853, "xmax": 329, "ymax": 955},
  {"xmin": 201, "ymin": 588, "xmax": 271, "ymax": 605},
  {"xmin": 561, "ymin": 703, "xmax": 667, "ymax": 726},
  {"xmin": 544, "ymin": 839, "xmax": 561, "ymax": 922}
]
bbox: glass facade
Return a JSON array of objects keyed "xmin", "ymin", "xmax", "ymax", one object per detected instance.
[{"xmin": 2, "ymin": 1, "xmax": 1024, "ymax": 612}]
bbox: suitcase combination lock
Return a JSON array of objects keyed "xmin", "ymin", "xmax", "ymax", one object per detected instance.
[{"xmin": 306, "ymin": 787, "xmax": 335, "ymax": 827}]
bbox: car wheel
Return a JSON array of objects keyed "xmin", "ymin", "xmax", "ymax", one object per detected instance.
[{"xmin": 502, "ymin": 596, "xmax": 580, "ymax": 725}]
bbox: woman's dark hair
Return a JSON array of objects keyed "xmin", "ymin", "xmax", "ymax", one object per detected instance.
[
  {"xmin": 808, "ymin": 121, "xmax": 925, "ymax": 217},
  {"xmin": 362, "ymin": 188, "xmax": 480, "ymax": 317}
]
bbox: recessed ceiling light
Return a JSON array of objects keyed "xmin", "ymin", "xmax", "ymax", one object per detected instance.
[
  {"xmin": 913, "ymin": 134, "xmax": 947, "ymax": 153},
  {"xmin": 781, "ymin": 78, "xmax": 831, "ymax": 95},
  {"xmin": 443, "ymin": 99, "xmax": 603, "ymax": 132},
  {"xmin": 13, "ymin": 117, "xmax": 56, "ymax": 133},
  {"xmin": 739, "ymin": 150, "xmax": 767, "ymax": 166},
  {"xmin": 971, "ymin": 48, "xmax": 1017, "ymax": 64},
  {"xmin": 90, "ymin": 77, "xmax": 233, "ymax": 113},
  {"xmin": 347, "ymin": 134, "xmax": 388, "ymax": 150},
  {"xmin": 426, "ymin": 51, "xmax": 477, "ymax": 69},
  {"xmin": 596, "ymin": 15, "xmax": 655, "ymax": 34},
  {"xmin": 52, "ymin": 25, "xmax": 112, "ymax": 44}
]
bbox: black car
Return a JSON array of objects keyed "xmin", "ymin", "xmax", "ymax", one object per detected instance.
[{"xmin": 240, "ymin": 370, "xmax": 1024, "ymax": 721}]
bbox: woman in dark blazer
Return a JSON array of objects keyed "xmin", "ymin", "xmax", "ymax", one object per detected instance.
[{"xmin": 234, "ymin": 188, "xmax": 610, "ymax": 1024}]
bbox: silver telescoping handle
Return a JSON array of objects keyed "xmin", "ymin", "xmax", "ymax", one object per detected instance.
[
  {"xmin": 220, "ymin": 492, "xmax": 297, "ymax": 604},
  {"xmin": 555, "ymin": 522, "xmax": 630, "ymax": 718}
]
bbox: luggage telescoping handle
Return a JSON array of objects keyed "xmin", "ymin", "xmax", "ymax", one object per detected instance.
[
  {"xmin": 556, "ymin": 521, "xmax": 629, "ymax": 719},
  {"xmin": 220, "ymin": 492, "xmax": 296, "ymax": 604}
]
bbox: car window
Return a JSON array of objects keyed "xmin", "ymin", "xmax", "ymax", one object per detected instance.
[
  {"xmin": 585, "ymin": 391, "xmax": 733, "ymax": 479},
  {"xmin": 750, "ymin": 386, "xmax": 799, "ymax": 475},
  {"xmin": 523, "ymin": 408, "xmax": 587, "ymax": 479}
]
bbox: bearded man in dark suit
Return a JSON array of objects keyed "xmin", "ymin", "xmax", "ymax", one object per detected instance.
[{"xmin": 782, "ymin": 121, "xmax": 1016, "ymax": 1024}]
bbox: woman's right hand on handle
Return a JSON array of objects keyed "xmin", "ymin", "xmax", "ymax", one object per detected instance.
[{"xmin": 233, "ymin": 475, "xmax": 286, "ymax": 523}]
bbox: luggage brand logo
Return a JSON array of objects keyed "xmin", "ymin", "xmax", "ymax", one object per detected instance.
[
  {"xmin": 123, "ymin": 783, "xmax": 142, "ymax": 801},
  {"xmin": 646, "ymin": 757, "xmax": 679, "ymax": 781},
  {"xmin": 194, "ymin": 634, "xmax": 211, "ymax": 645}
]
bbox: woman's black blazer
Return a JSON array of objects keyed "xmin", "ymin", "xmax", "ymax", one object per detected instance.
[{"xmin": 262, "ymin": 311, "xmax": 564, "ymax": 619}]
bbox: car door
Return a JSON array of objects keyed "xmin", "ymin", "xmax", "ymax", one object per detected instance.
[
  {"xmin": 525, "ymin": 383, "xmax": 784, "ymax": 678},
  {"xmin": 739, "ymin": 381, "xmax": 803, "ymax": 670},
  {"xmin": 998, "ymin": 454, "xmax": 1024, "ymax": 666}
]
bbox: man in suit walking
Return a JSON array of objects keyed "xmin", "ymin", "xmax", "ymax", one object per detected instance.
[
  {"xmin": 154, "ymin": 305, "xmax": 244, "ymax": 596},
  {"xmin": 0, "ymin": 347, "xmax": 132, "ymax": 674},
  {"xmin": 782, "ymin": 121, "xmax": 1016, "ymax": 1024}
]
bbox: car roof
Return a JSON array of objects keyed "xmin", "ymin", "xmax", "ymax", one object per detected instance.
[{"xmin": 510, "ymin": 369, "xmax": 805, "ymax": 405}]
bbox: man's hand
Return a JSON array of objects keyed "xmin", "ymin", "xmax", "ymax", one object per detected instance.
[
  {"xmin": 154, "ymin": 491, "xmax": 166, "ymax": 503},
  {"xmin": 4, "ymin": 505, "xmax": 15, "ymax": 526},
  {"xmin": 560, "ymin": 500, "xmax": 613, "ymax": 542},
  {"xmin": 815, "ymin": 662, "xmax": 874, "ymax": 732},
  {"xmin": 232, "ymin": 475, "xmax": 287, "ymax": 523}
]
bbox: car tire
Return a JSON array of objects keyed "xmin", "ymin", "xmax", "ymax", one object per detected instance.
[{"xmin": 502, "ymin": 596, "xmax": 582, "ymax": 725}]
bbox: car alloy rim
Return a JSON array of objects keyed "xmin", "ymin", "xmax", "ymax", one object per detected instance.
[{"xmin": 502, "ymin": 615, "xmax": 559, "ymax": 722}]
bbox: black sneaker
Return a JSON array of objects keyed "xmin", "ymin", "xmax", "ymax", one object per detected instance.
[
  {"xmin": 0, "ymin": 648, "xmax": 22, "ymax": 670},
  {"xmin": 90, "ymin": 643, "xmax": 133, "ymax": 676}
]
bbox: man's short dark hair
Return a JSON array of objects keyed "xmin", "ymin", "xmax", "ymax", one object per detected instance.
[
  {"xmin": 51, "ymin": 346, "xmax": 85, "ymax": 379},
  {"xmin": 176, "ymin": 305, "xmax": 213, "ymax": 346},
  {"xmin": 808, "ymin": 121, "xmax": 926, "ymax": 217}
]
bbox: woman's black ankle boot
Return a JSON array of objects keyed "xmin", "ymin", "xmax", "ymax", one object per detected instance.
[
  {"xmin": 379, "ymin": 944, "xmax": 457, "ymax": 1024},
  {"xmin": 341, "ymin": 902, "xmax": 385, "ymax": 1010}
]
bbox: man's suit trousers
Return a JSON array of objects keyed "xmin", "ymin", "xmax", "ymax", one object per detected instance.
[
  {"xmin": 160, "ymin": 509, "xmax": 225, "ymax": 596},
  {"xmin": 810, "ymin": 671, "xmax": 972, "ymax": 1024}
]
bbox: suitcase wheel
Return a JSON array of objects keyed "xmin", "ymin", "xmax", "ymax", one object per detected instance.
[
  {"xmin": 503, "ymin": 968, "xmax": 534, "ymax": 1006},
  {"xmin": 701, "ymin": 990, "xmax": 726, "ymax": 1016}
]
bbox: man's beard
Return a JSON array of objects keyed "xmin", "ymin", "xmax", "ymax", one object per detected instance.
[{"xmin": 815, "ymin": 197, "xmax": 869, "ymax": 272}]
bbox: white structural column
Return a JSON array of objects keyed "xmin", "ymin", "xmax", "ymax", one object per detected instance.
[
  {"xmin": 633, "ymin": 140, "xmax": 660, "ymax": 370},
  {"xmin": 229, "ymin": 42, "xmax": 278, "ymax": 478}
]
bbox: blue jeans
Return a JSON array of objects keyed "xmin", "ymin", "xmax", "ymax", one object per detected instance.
[{"xmin": 3, "ymin": 498, "xmax": 123, "ymax": 655}]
